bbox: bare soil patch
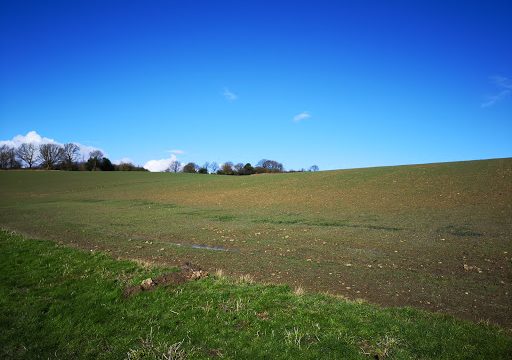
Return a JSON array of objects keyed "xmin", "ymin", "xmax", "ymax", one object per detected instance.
[{"xmin": 123, "ymin": 262, "xmax": 208, "ymax": 297}]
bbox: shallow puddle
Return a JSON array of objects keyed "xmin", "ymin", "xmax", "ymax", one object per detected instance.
[{"xmin": 190, "ymin": 244, "xmax": 230, "ymax": 252}]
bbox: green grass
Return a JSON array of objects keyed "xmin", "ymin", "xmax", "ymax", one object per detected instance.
[
  {"xmin": 1, "ymin": 229, "xmax": 511, "ymax": 359},
  {"xmin": 0, "ymin": 158, "xmax": 511, "ymax": 329}
]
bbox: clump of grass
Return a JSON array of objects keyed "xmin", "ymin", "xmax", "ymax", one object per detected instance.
[
  {"xmin": 284, "ymin": 327, "xmax": 305, "ymax": 349},
  {"xmin": 360, "ymin": 335, "xmax": 400, "ymax": 359},
  {"xmin": 237, "ymin": 273, "xmax": 255, "ymax": 284},
  {"xmin": 126, "ymin": 329, "xmax": 187, "ymax": 360},
  {"xmin": 294, "ymin": 286, "xmax": 305, "ymax": 296},
  {"xmin": 322, "ymin": 291, "xmax": 349, "ymax": 301},
  {"xmin": 132, "ymin": 259, "xmax": 155, "ymax": 268},
  {"xmin": 214, "ymin": 268, "xmax": 225, "ymax": 279},
  {"xmin": 235, "ymin": 298, "xmax": 245, "ymax": 312}
]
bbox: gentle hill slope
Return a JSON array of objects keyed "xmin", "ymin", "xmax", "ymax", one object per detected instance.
[{"xmin": 0, "ymin": 158, "xmax": 511, "ymax": 328}]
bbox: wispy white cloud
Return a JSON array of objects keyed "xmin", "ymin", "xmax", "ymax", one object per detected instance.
[
  {"xmin": 223, "ymin": 88, "xmax": 238, "ymax": 101},
  {"xmin": 481, "ymin": 75, "xmax": 512, "ymax": 108},
  {"xmin": 490, "ymin": 75, "xmax": 512, "ymax": 90},
  {"xmin": 143, "ymin": 154, "xmax": 178, "ymax": 172},
  {"xmin": 293, "ymin": 111, "xmax": 311, "ymax": 122},
  {"xmin": 0, "ymin": 130, "xmax": 103, "ymax": 160},
  {"xmin": 481, "ymin": 90, "xmax": 511, "ymax": 108},
  {"xmin": 169, "ymin": 149, "xmax": 185, "ymax": 155}
]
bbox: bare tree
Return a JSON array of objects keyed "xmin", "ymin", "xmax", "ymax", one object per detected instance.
[
  {"xmin": 88, "ymin": 150, "xmax": 104, "ymax": 171},
  {"xmin": 62, "ymin": 143, "xmax": 80, "ymax": 169},
  {"xmin": 309, "ymin": 165, "xmax": 319, "ymax": 172},
  {"xmin": 209, "ymin": 162, "xmax": 219, "ymax": 174},
  {"xmin": 38, "ymin": 143, "xmax": 64, "ymax": 170},
  {"xmin": 9, "ymin": 147, "xmax": 20, "ymax": 168},
  {"xmin": 16, "ymin": 143, "xmax": 38, "ymax": 168},
  {"xmin": 0, "ymin": 145, "xmax": 18, "ymax": 169},
  {"xmin": 234, "ymin": 163, "xmax": 244, "ymax": 174},
  {"xmin": 256, "ymin": 159, "xmax": 284, "ymax": 173},
  {"xmin": 167, "ymin": 160, "xmax": 181, "ymax": 173},
  {"xmin": 202, "ymin": 162, "xmax": 210, "ymax": 173}
]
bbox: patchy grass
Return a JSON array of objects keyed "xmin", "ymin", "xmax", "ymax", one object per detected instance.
[
  {"xmin": 1, "ymin": 230, "xmax": 511, "ymax": 359},
  {"xmin": 440, "ymin": 225, "xmax": 483, "ymax": 237},
  {"xmin": 0, "ymin": 158, "xmax": 511, "ymax": 329}
]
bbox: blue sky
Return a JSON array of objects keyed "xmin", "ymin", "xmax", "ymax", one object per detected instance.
[{"xmin": 1, "ymin": 0, "xmax": 511, "ymax": 171}]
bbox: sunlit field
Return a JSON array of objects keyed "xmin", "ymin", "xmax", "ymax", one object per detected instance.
[
  {"xmin": 1, "ymin": 230, "xmax": 511, "ymax": 359},
  {"xmin": 0, "ymin": 158, "xmax": 511, "ymax": 329}
]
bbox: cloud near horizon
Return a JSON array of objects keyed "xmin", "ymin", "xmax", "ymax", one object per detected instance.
[
  {"xmin": 113, "ymin": 157, "xmax": 134, "ymax": 165},
  {"xmin": 143, "ymin": 154, "xmax": 178, "ymax": 172},
  {"xmin": 0, "ymin": 131, "xmax": 104, "ymax": 160},
  {"xmin": 293, "ymin": 111, "xmax": 311, "ymax": 122}
]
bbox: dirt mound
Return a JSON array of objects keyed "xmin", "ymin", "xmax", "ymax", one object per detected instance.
[{"xmin": 123, "ymin": 262, "xmax": 208, "ymax": 297}]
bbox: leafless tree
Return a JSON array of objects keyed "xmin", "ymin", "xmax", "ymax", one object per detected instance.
[
  {"xmin": 202, "ymin": 162, "xmax": 210, "ymax": 173},
  {"xmin": 309, "ymin": 165, "xmax": 319, "ymax": 172},
  {"xmin": 0, "ymin": 145, "xmax": 17, "ymax": 169},
  {"xmin": 89, "ymin": 150, "xmax": 104, "ymax": 171},
  {"xmin": 16, "ymin": 143, "xmax": 38, "ymax": 168},
  {"xmin": 62, "ymin": 143, "xmax": 80, "ymax": 169},
  {"xmin": 234, "ymin": 163, "xmax": 244, "ymax": 174},
  {"xmin": 89, "ymin": 150, "xmax": 103, "ymax": 159},
  {"xmin": 167, "ymin": 160, "xmax": 181, "ymax": 173},
  {"xmin": 256, "ymin": 159, "xmax": 284, "ymax": 173},
  {"xmin": 209, "ymin": 162, "xmax": 219, "ymax": 174},
  {"xmin": 38, "ymin": 143, "xmax": 64, "ymax": 170}
]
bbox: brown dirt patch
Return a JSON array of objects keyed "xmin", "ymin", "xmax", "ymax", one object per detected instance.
[{"xmin": 123, "ymin": 262, "xmax": 208, "ymax": 297}]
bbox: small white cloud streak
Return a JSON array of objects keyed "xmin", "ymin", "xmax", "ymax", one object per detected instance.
[
  {"xmin": 169, "ymin": 149, "xmax": 184, "ymax": 155},
  {"xmin": 482, "ymin": 75, "xmax": 512, "ymax": 108},
  {"xmin": 223, "ymin": 88, "xmax": 238, "ymax": 101},
  {"xmin": 293, "ymin": 112, "xmax": 311, "ymax": 122},
  {"xmin": 0, "ymin": 131, "xmax": 103, "ymax": 160},
  {"xmin": 143, "ymin": 154, "xmax": 178, "ymax": 172},
  {"xmin": 491, "ymin": 75, "xmax": 512, "ymax": 90},
  {"xmin": 481, "ymin": 90, "xmax": 511, "ymax": 108}
]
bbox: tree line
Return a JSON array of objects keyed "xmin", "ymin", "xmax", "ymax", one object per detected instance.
[
  {"xmin": 0, "ymin": 143, "xmax": 146, "ymax": 171},
  {"xmin": 0, "ymin": 142, "xmax": 320, "ymax": 173},
  {"xmin": 166, "ymin": 159, "xmax": 319, "ymax": 175}
]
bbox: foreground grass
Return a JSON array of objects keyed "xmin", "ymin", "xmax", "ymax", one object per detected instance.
[{"xmin": 0, "ymin": 230, "xmax": 510, "ymax": 359}]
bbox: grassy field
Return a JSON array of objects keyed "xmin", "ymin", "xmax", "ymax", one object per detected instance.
[
  {"xmin": 0, "ymin": 158, "xmax": 511, "ymax": 332},
  {"xmin": 1, "ymin": 230, "xmax": 511, "ymax": 359}
]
